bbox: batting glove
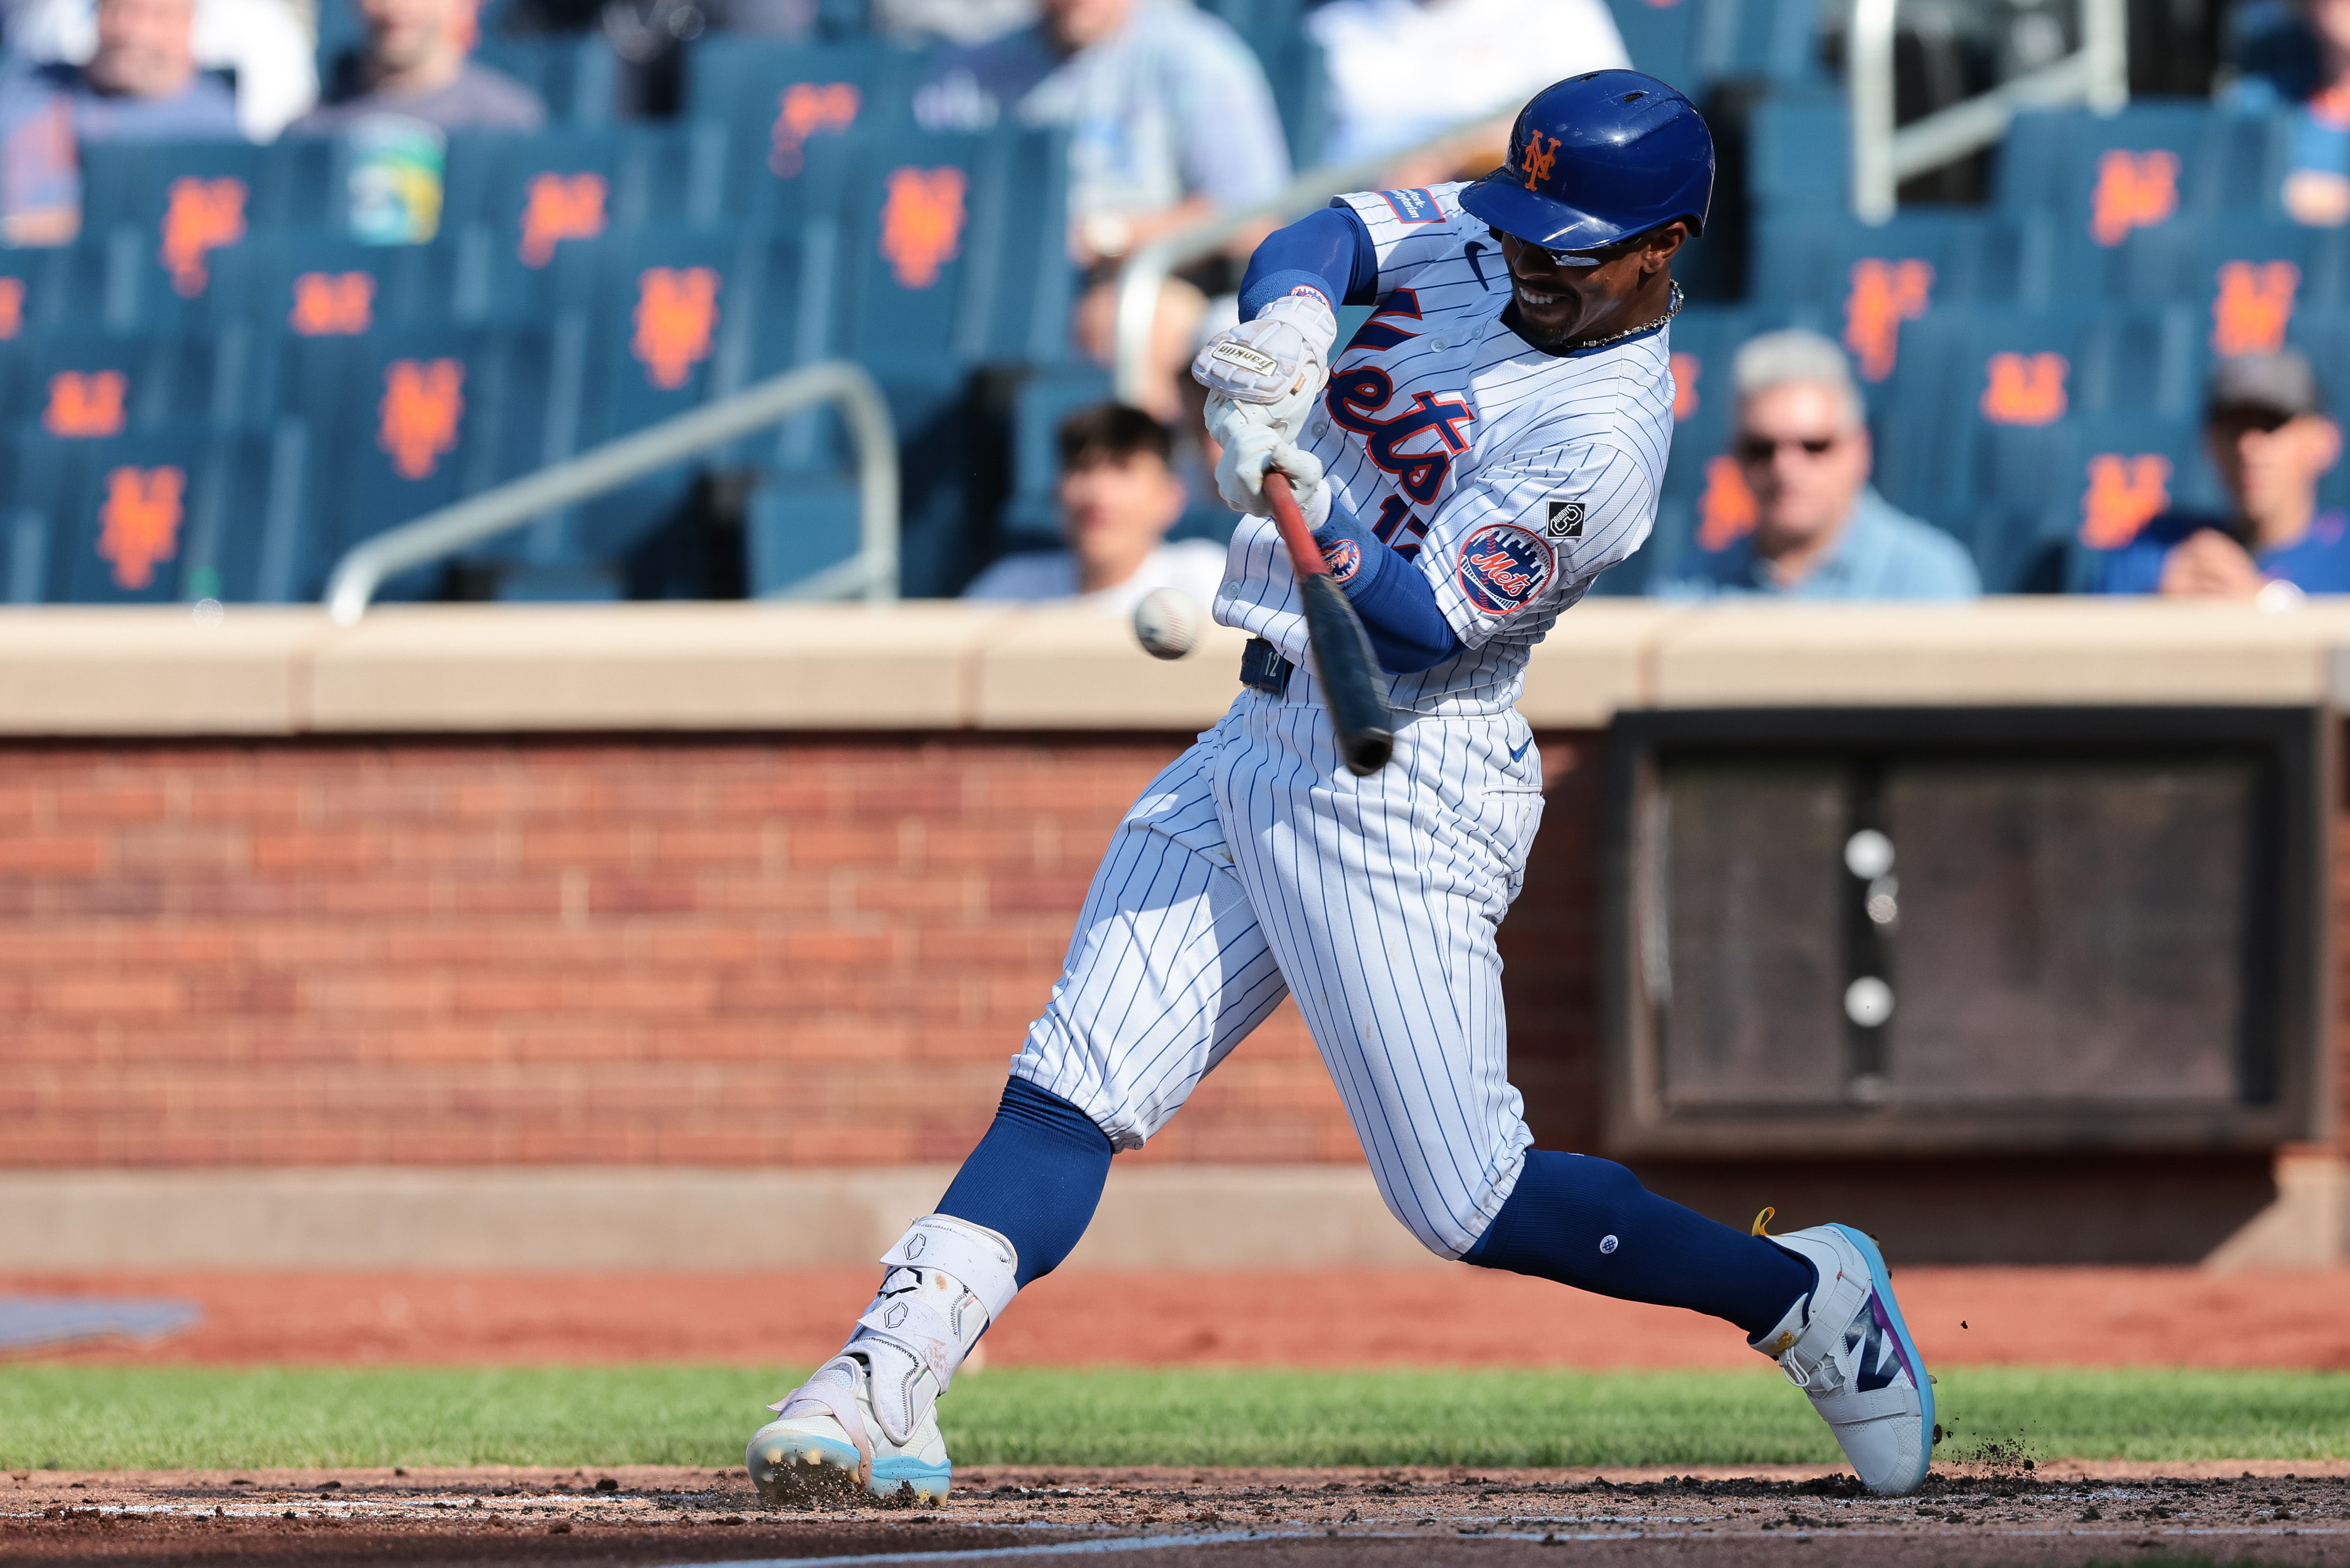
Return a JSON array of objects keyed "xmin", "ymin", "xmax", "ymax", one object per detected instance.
[
  {"xmin": 1216, "ymin": 421, "xmax": 1330, "ymax": 529},
  {"xmin": 1192, "ymin": 292, "xmax": 1337, "ymax": 442}
]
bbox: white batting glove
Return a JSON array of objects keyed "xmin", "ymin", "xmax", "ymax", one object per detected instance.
[
  {"xmin": 1192, "ymin": 292, "xmax": 1337, "ymax": 439},
  {"xmin": 1216, "ymin": 422, "xmax": 1329, "ymax": 529}
]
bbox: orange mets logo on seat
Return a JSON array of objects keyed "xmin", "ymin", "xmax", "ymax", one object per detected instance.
[
  {"xmin": 44, "ymin": 371, "xmax": 126, "ymax": 437},
  {"xmin": 880, "ymin": 167, "xmax": 969, "ymax": 289},
  {"xmin": 632, "ymin": 267, "xmax": 721, "ymax": 390},
  {"xmin": 2087, "ymin": 150, "xmax": 2178, "ymax": 247},
  {"xmin": 518, "ymin": 173, "xmax": 607, "ymax": 267},
  {"xmin": 1697, "ymin": 455, "xmax": 1757, "ymax": 551},
  {"xmin": 379, "ymin": 359, "xmax": 465, "ymax": 479},
  {"xmin": 1670, "ymin": 352, "xmax": 1699, "ymax": 421},
  {"xmin": 1843, "ymin": 259, "xmax": 1933, "ymax": 382},
  {"xmin": 0, "ymin": 278, "xmax": 22, "ymax": 339},
  {"xmin": 2211, "ymin": 261, "xmax": 2297, "ymax": 356},
  {"xmin": 289, "ymin": 272, "xmax": 376, "ymax": 336},
  {"xmin": 2078, "ymin": 454, "xmax": 2172, "ymax": 549},
  {"xmin": 97, "ymin": 465, "xmax": 185, "ymax": 590},
  {"xmin": 1979, "ymin": 352, "xmax": 2068, "ymax": 425},
  {"xmin": 159, "ymin": 177, "xmax": 247, "ymax": 297},
  {"xmin": 771, "ymin": 82, "xmax": 860, "ymax": 177}
]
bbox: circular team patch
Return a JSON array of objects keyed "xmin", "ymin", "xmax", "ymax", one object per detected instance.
[
  {"xmin": 1455, "ymin": 522, "xmax": 1556, "ymax": 615},
  {"xmin": 1321, "ymin": 535, "xmax": 1364, "ymax": 584}
]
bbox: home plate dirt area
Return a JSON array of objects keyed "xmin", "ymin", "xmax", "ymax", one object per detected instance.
[{"xmin": 7, "ymin": 1462, "xmax": 2349, "ymax": 1568}]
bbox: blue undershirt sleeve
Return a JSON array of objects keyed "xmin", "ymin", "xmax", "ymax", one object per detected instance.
[
  {"xmin": 1238, "ymin": 205, "xmax": 1380, "ymax": 321},
  {"xmin": 1313, "ymin": 499, "xmax": 1463, "ymax": 674}
]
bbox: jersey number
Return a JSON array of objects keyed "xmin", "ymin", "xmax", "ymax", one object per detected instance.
[{"xmin": 1373, "ymin": 496, "xmax": 1429, "ymax": 560}]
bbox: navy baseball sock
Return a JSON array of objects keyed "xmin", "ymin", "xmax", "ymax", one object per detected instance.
[
  {"xmin": 1463, "ymin": 1150, "xmax": 1817, "ymax": 1339},
  {"xmin": 936, "ymin": 1076, "xmax": 1115, "ymax": 1288}
]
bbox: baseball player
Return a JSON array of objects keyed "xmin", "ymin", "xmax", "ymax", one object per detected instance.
[{"xmin": 748, "ymin": 71, "xmax": 1935, "ymax": 1506}]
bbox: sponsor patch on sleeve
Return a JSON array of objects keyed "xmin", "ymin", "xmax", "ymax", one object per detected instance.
[
  {"xmin": 1547, "ymin": 499, "xmax": 1586, "ymax": 539},
  {"xmin": 1456, "ymin": 522, "xmax": 1556, "ymax": 615},
  {"xmin": 1375, "ymin": 188, "xmax": 1446, "ymax": 226},
  {"xmin": 1321, "ymin": 535, "xmax": 1363, "ymax": 584}
]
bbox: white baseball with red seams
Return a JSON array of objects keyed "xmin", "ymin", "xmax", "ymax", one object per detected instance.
[{"xmin": 1009, "ymin": 181, "xmax": 1676, "ymax": 1261}]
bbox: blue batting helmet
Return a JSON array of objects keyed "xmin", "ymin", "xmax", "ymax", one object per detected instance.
[{"xmin": 1459, "ymin": 71, "xmax": 1715, "ymax": 251}]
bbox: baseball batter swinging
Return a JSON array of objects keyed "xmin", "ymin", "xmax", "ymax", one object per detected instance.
[{"xmin": 749, "ymin": 71, "xmax": 1936, "ymax": 1504}]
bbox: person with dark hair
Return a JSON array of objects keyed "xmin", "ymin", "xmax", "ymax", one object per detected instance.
[
  {"xmin": 963, "ymin": 402, "xmax": 1227, "ymax": 611},
  {"xmin": 2088, "ymin": 350, "xmax": 2350, "ymax": 600},
  {"xmin": 291, "ymin": 0, "xmax": 544, "ymax": 134}
]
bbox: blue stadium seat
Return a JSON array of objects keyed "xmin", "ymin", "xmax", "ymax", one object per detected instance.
[
  {"xmin": 7, "ymin": 425, "xmax": 295, "ymax": 603},
  {"xmin": 212, "ymin": 233, "xmax": 468, "ymax": 336},
  {"xmin": 0, "ymin": 331, "xmax": 232, "ymax": 436},
  {"xmin": 1750, "ymin": 210, "xmax": 2028, "ymax": 310},
  {"xmin": 997, "ymin": 363, "xmax": 1114, "ymax": 550},
  {"xmin": 474, "ymin": 34, "xmax": 621, "ymax": 125},
  {"xmin": 1607, "ymin": 0, "xmax": 1701, "ymax": 91},
  {"xmin": 1747, "ymin": 99, "xmax": 1848, "ymax": 214},
  {"xmin": 262, "ymin": 323, "xmax": 562, "ymax": 599}
]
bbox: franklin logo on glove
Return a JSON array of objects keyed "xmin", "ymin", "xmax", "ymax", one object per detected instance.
[{"xmin": 1209, "ymin": 341, "xmax": 1281, "ymax": 379}]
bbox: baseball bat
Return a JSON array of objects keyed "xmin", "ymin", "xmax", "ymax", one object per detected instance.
[{"xmin": 1262, "ymin": 470, "xmax": 1394, "ymax": 777}]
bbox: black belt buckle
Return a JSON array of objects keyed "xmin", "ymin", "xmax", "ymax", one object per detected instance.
[{"xmin": 1240, "ymin": 637, "xmax": 1295, "ymax": 696}]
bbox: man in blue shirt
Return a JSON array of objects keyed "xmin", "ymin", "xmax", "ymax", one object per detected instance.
[
  {"xmin": 2088, "ymin": 351, "xmax": 2350, "ymax": 601},
  {"xmin": 1651, "ymin": 329, "xmax": 1981, "ymax": 601},
  {"xmin": 0, "ymin": 0, "xmax": 240, "ymax": 244}
]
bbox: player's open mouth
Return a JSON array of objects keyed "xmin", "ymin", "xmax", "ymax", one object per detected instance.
[{"xmin": 1514, "ymin": 282, "xmax": 1564, "ymax": 307}]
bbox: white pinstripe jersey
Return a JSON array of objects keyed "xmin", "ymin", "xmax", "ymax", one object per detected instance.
[{"xmin": 1213, "ymin": 180, "xmax": 1676, "ymax": 717}]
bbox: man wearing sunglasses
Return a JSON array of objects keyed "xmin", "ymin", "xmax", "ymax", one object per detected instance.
[
  {"xmin": 1653, "ymin": 328, "xmax": 1979, "ymax": 599},
  {"xmin": 2088, "ymin": 350, "xmax": 2349, "ymax": 602}
]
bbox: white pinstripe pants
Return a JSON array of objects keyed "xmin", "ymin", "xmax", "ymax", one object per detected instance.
[{"xmin": 1009, "ymin": 688, "xmax": 1546, "ymax": 1259}]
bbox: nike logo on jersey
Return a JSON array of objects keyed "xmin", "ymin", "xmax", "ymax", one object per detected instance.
[{"xmin": 1508, "ymin": 736, "xmax": 1533, "ymax": 762}]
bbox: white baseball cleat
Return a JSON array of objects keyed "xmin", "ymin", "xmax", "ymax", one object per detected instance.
[
  {"xmin": 747, "ymin": 1351, "xmax": 951, "ymax": 1509},
  {"xmin": 1749, "ymin": 1221, "xmax": 1936, "ymax": 1497}
]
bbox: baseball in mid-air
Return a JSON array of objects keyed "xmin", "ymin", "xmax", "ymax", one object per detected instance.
[{"xmin": 1133, "ymin": 587, "xmax": 1200, "ymax": 660}]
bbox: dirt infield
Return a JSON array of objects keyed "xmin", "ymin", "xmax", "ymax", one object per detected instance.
[
  {"xmin": 6, "ymin": 1462, "xmax": 2348, "ymax": 1567},
  {"xmin": 11, "ymin": 1266, "xmax": 2350, "ymax": 1368}
]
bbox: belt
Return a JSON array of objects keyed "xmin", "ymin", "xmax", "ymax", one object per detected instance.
[{"xmin": 1239, "ymin": 637, "xmax": 1296, "ymax": 696}]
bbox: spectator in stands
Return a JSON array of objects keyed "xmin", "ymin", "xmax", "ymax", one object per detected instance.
[
  {"xmin": 0, "ymin": 0, "xmax": 239, "ymax": 244},
  {"xmin": 2088, "ymin": 351, "xmax": 2349, "ymax": 601},
  {"xmin": 913, "ymin": 0, "xmax": 1290, "ymax": 422},
  {"xmin": 2225, "ymin": 0, "xmax": 2350, "ymax": 223},
  {"xmin": 292, "ymin": 0, "xmax": 545, "ymax": 133},
  {"xmin": 1309, "ymin": 0, "xmax": 1630, "ymax": 180},
  {"xmin": 1651, "ymin": 330, "xmax": 1981, "ymax": 601},
  {"xmin": 965, "ymin": 402, "xmax": 1228, "ymax": 612},
  {"xmin": 6, "ymin": 0, "xmax": 314, "ymax": 139}
]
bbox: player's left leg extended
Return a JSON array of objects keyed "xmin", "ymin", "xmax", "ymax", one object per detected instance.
[
  {"xmin": 750, "ymin": 735, "xmax": 1287, "ymax": 1508},
  {"xmin": 1218, "ymin": 702, "xmax": 1933, "ymax": 1496}
]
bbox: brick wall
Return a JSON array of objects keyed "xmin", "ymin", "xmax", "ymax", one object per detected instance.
[{"xmin": 0, "ymin": 732, "xmax": 1607, "ymax": 1169}]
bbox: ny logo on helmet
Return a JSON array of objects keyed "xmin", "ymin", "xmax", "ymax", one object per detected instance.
[{"xmin": 1521, "ymin": 131, "xmax": 1561, "ymax": 192}]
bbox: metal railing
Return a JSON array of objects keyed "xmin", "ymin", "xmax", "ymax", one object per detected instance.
[
  {"xmin": 323, "ymin": 360, "xmax": 899, "ymax": 625},
  {"xmin": 1110, "ymin": 119, "xmax": 1500, "ymax": 408},
  {"xmin": 1850, "ymin": 0, "xmax": 2128, "ymax": 223}
]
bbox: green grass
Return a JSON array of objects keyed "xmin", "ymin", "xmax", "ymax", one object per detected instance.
[{"xmin": 0, "ymin": 1365, "xmax": 2344, "ymax": 1471}]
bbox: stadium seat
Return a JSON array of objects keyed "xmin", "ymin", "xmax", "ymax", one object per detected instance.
[
  {"xmin": 474, "ymin": 34, "xmax": 621, "ymax": 125},
  {"xmin": 1607, "ymin": 0, "xmax": 1701, "ymax": 92},
  {"xmin": 0, "ymin": 331, "xmax": 233, "ymax": 436},
  {"xmin": 684, "ymin": 36, "xmax": 929, "ymax": 222},
  {"xmin": 997, "ymin": 362, "xmax": 1114, "ymax": 550},
  {"xmin": 262, "ymin": 322, "xmax": 565, "ymax": 599},
  {"xmin": 7, "ymin": 424, "xmax": 294, "ymax": 604},
  {"xmin": 1750, "ymin": 210, "xmax": 2029, "ymax": 314},
  {"xmin": 1747, "ymin": 99, "xmax": 1849, "ymax": 215},
  {"xmin": 212, "ymin": 234, "xmax": 468, "ymax": 337}
]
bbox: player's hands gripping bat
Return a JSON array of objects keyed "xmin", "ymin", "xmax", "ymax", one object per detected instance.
[{"xmin": 1262, "ymin": 470, "xmax": 1394, "ymax": 777}]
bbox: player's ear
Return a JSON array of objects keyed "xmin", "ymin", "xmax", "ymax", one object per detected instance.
[{"xmin": 1641, "ymin": 222, "xmax": 1690, "ymax": 272}]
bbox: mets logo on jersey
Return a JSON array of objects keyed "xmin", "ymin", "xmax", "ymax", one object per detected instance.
[
  {"xmin": 1456, "ymin": 522, "xmax": 1555, "ymax": 615},
  {"xmin": 1325, "ymin": 367, "xmax": 1477, "ymax": 504},
  {"xmin": 1321, "ymin": 535, "xmax": 1364, "ymax": 583}
]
